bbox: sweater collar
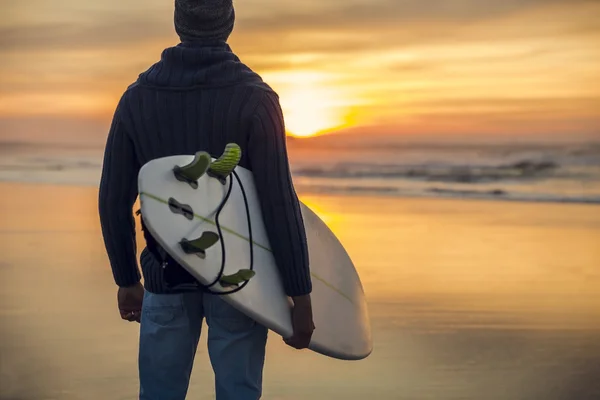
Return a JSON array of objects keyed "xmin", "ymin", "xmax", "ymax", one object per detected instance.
[{"xmin": 137, "ymin": 41, "xmax": 270, "ymax": 90}]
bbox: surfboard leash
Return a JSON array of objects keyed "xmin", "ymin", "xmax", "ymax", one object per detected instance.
[{"xmin": 199, "ymin": 169, "xmax": 255, "ymax": 296}]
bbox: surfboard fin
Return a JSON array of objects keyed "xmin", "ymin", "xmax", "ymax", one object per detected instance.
[
  {"xmin": 179, "ymin": 231, "xmax": 220, "ymax": 259},
  {"xmin": 208, "ymin": 143, "xmax": 242, "ymax": 184},
  {"xmin": 219, "ymin": 269, "xmax": 256, "ymax": 287},
  {"xmin": 173, "ymin": 151, "xmax": 212, "ymax": 189}
]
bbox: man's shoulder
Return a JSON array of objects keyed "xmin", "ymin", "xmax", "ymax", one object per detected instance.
[
  {"xmin": 228, "ymin": 58, "xmax": 279, "ymax": 100},
  {"xmin": 126, "ymin": 81, "xmax": 140, "ymax": 91},
  {"xmin": 112, "ymin": 81, "xmax": 140, "ymax": 104},
  {"xmin": 238, "ymin": 79, "xmax": 281, "ymax": 108},
  {"xmin": 123, "ymin": 81, "xmax": 141, "ymax": 96},
  {"xmin": 114, "ymin": 81, "xmax": 147, "ymax": 111}
]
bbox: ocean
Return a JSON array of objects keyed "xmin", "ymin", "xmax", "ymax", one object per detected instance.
[{"xmin": 1, "ymin": 136, "xmax": 599, "ymax": 204}]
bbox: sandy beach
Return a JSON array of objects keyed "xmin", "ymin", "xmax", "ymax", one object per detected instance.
[{"xmin": 1, "ymin": 182, "xmax": 600, "ymax": 399}]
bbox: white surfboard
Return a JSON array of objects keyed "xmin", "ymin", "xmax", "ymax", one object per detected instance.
[{"xmin": 138, "ymin": 152, "xmax": 372, "ymax": 360}]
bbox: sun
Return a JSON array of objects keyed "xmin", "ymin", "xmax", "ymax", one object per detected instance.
[
  {"xmin": 268, "ymin": 72, "xmax": 349, "ymax": 138},
  {"xmin": 281, "ymin": 87, "xmax": 344, "ymax": 137}
]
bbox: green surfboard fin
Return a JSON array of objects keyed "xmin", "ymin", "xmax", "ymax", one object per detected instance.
[
  {"xmin": 209, "ymin": 143, "xmax": 242, "ymax": 182},
  {"xmin": 179, "ymin": 231, "xmax": 220, "ymax": 258},
  {"xmin": 220, "ymin": 269, "xmax": 256, "ymax": 287},
  {"xmin": 173, "ymin": 151, "xmax": 212, "ymax": 188}
]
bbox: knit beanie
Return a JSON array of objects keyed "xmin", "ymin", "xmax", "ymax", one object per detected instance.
[{"xmin": 174, "ymin": 0, "xmax": 235, "ymax": 42}]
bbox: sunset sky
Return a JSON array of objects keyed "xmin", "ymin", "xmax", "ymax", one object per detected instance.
[{"xmin": 1, "ymin": 0, "xmax": 599, "ymax": 142}]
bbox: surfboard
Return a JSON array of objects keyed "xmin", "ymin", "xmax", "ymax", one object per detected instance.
[{"xmin": 137, "ymin": 144, "xmax": 372, "ymax": 360}]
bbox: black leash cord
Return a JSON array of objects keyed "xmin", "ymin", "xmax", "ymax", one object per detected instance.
[{"xmin": 201, "ymin": 170, "xmax": 254, "ymax": 296}]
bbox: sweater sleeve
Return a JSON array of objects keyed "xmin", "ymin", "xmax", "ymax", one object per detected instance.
[
  {"xmin": 247, "ymin": 91, "xmax": 312, "ymax": 297},
  {"xmin": 98, "ymin": 99, "xmax": 141, "ymax": 288}
]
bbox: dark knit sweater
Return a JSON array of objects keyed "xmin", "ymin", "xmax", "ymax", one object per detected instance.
[{"xmin": 98, "ymin": 41, "xmax": 312, "ymax": 297}]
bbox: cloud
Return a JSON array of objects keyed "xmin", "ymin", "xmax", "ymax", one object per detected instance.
[
  {"xmin": 1, "ymin": 0, "xmax": 598, "ymax": 55},
  {"xmin": 237, "ymin": 0, "xmax": 583, "ymax": 31},
  {"xmin": 0, "ymin": 18, "xmax": 173, "ymax": 52}
]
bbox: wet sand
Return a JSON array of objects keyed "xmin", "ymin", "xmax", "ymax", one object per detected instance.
[{"xmin": 1, "ymin": 182, "xmax": 599, "ymax": 399}]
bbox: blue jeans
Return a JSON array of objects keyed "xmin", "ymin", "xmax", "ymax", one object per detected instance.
[{"xmin": 138, "ymin": 291, "xmax": 268, "ymax": 400}]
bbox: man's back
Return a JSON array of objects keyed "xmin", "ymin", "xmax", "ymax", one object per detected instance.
[
  {"xmin": 125, "ymin": 42, "xmax": 270, "ymax": 169},
  {"xmin": 99, "ymin": 41, "xmax": 312, "ymax": 297}
]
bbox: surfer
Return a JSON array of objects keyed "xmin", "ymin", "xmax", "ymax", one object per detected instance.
[{"xmin": 98, "ymin": 1, "xmax": 315, "ymax": 398}]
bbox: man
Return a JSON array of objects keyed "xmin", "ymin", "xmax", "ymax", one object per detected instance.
[{"xmin": 98, "ymin": 1, "xmax": 314, "ymax": 399}]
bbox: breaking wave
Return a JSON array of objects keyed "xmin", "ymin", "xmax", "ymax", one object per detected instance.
[{"xmin": 293, "ymin": 160, "xmax": 567, "ymax": 184}]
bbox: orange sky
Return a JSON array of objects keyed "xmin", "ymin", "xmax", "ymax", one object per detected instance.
[{"xmin": 1, "ymin": 0, "xmax": 599, "ymax": 140}]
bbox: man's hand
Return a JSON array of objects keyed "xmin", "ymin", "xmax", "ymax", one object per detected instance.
[
  {"xmin": 284, "ymin": 294, "xmax": 315, "ymax": 350},
  {"xmin": 117, "ymin": 282, "xmax": 145, "ymax": 323}
]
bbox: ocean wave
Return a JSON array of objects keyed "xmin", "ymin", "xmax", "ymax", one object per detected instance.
[
  {"xmin": 427, "ymin": 188, "xmax": 507, "ymax": 197},
  {"xmin": 294, "ymin": 183, "xmax": 600, "ymax": 204},
  {"xmin": 293, "ymin": 160, "xmax": 562, "ymax": 184}
]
